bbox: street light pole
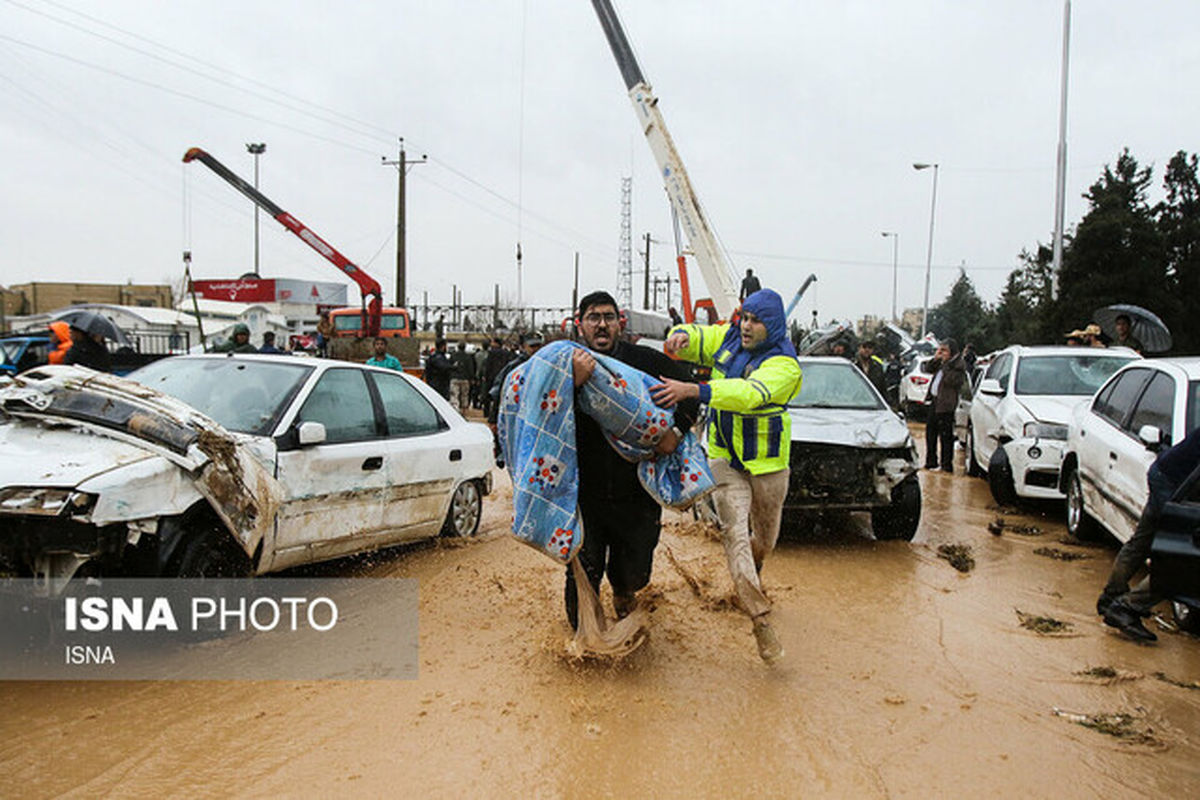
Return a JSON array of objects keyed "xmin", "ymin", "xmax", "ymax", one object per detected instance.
[
  {"xmin": 881, "ymin": 231, "xmax": 899, "ymax": 323},
  {"xmin": 245, "ymin": 143, "xmax": 266, "ymax": 276},
  {"xmin": 1051, "ymin": 0, "xmax": 1071, "ymax": 298},
  {"xmin": 913, "ymin": 162, "xmax": 939, "ymax": 338}
]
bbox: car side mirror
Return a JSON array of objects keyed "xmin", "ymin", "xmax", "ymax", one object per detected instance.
[
  {"xmin": 1138, "ymin": 424, "xmax": 1162, "ymax": 450},
  {"xmin": 979, "ymin": 378, "xmax": 1004, "ymax": 396},
  {"xmin": 298, "ymin": 421, "xmax": 327, "ymax": 446}
]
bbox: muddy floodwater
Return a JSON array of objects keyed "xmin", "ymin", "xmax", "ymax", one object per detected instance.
[{"xmin": 3, "ymin": 426, "xmax": 1199, "ymax": 798}]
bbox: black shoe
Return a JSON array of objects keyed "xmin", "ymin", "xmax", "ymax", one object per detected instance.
[
  {"xmin": 941, "ymin": 467, "xmax": 954, "ymax": 474},
  {"xmin": 924, "ymin": 463, "xmax": 939, "ymax": 470},
  {"xmin": 1096, "ymin": 593, "xmax": 1116, "ymax": 617},
  {"xmin": 1103, "ymin": 602, "xmax": 1157, "ymax": 643},
  {"xmin": 613, "ymin": 593, "xmax": 637, "ymax": 619}
]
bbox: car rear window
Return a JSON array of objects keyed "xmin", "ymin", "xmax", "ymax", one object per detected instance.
[{"xmin": 1188, "ymin": 380, "xmax": 1200, "ymax": 437}]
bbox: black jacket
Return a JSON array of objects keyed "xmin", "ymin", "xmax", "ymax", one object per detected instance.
[
  {"xmin": 424, "ymin": 350, "xmax": 454, "ymax": 397},
  {"xmin": 63, "ymin": 338, "xmax": 112, "ymax": 372},
  {"xmin": 576, "ymin": 340, "xmax": 699, "ymax": 507}
]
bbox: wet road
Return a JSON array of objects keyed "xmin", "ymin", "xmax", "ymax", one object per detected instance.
[{"xmin": 2, "ymin": 427, "xmax": 1199, "ymax": 798}]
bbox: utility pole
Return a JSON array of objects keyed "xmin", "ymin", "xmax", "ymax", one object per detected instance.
[
  {"xmin": 643, "ymin": 232, "xmax": 651, "ymax": 309},
  {"xmin": 245, "ymin": 143, "xmax": 266, "ymax": 276},
  {"xmin": 1051, "ymin": 0, "xmax": 1071, "ymax": 298},
  {"xmin": 572, "ymin": 252, "xmax": 579, "ymax": 325},
  {"xmin": 381, "ymin": 138, "xmax": 427, "ymax": 308}
]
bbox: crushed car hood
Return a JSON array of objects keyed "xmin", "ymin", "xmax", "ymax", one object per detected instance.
[
  {"xmin": 1012, "ymin": 395, "xmax": 1084, "ymax": 426},
  {"xmin": 0, "ymin": 366, "xmax": 282, "ymax": 558},
  {"xmin": 0, "ymin": 422, "xmax": 154, "ymax": 487},
  {"xmin": 788, "ymin": 407, "xmax": 911, "ymax": 448}
]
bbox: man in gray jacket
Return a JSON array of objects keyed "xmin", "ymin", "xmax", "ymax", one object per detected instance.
[{"xmin": 921, "ymin": 339, "xmax": 965, "ymax": 473}]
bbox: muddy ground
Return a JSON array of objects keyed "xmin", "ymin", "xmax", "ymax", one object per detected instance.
[{"xmin": 3, "ymin": 427, "xmax": 1199, "ymax": 798}]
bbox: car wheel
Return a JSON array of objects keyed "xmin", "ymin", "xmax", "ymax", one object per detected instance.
[
  {"xmin": 169, "ymin": 524, "xmax": 251, "ymax": 578},
  {"xmin": 987, "ymin": 447, "xmax": 1018, "ymax": 506},
  {"xmin": 1172, "ymin": 601, "xmax": 1200, "ymax": 634},
  {"xmin": 871, "ymin": 475, "xmax": 921, "ymax": 541},
  {"xmin": 441, "ymin": 479, "xmax": 482, "ymax": 537},
  {"xmin": 1065, "ymin": 468, "xmax": 1099, "ymax": 541},
  {"xmin": 966, "ymin": 425, "xmax": 984, "ymax": 478}
]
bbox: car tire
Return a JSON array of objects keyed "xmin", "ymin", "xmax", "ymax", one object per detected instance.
[
  {"xmin": 966, "ymin": 425, "xmax": 985, "ymax": 478},
  {"xmin": 441, "ymin": 479, "xmax": 482, "ymax": 537},
  {"xmin": 168, "ymin": 524, "xmax": 251, "ymax": 579},
  {"xmin": 1065, "ymin": 468, "xmax": 1100, "ymax": 541},
  {"xmin": 987, "ymin": 446, "xmax": 1018, "ymax": 506},
  {"xmin": 871, "ymin": 475, "xmax": 921, "ymax": 541},
  {"xmin": 1172, "ymin": 601, "xmax": 1200, "ymax": 634}
]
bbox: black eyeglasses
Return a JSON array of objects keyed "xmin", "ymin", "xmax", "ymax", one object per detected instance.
[{"xmin": 582, "ymin": 312, "xmax": 619, "ymax": 325}]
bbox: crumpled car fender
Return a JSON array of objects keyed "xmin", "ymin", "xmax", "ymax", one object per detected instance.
[{"xmin": 79, "ymin": 455, "xmax": 205, "ymax": 525}]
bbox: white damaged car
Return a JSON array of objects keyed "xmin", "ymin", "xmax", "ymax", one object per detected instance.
[
  {"xmin": 783, "ymin": 357, "xmax": 922, "ymax": 540},
  {"xmin": 966, "ymin": 345, "xmax": 1138, "ymax": 505},
  {"xmin": 0, "ymin": 355, "xmax": 493, "ymax": 590}
]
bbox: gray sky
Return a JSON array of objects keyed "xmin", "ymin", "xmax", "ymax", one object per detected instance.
[{"xmin": 1, "ymin": 0, "xmax": 1196, "ymax": 326}]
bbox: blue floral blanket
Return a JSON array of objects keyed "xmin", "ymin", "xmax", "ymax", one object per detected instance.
[{"xmin": 498, "ymin": 340, "xmax": 714, "ymax": 564}]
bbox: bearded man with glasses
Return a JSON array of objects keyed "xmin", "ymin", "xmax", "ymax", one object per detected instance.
[{"xmin": 565, "ymin": 290, "xmax": 700, "ymax": 629}]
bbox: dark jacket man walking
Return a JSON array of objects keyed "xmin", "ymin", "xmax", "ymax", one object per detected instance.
[
  {"xmin": 921, "ymin": 339, "xmax": 965, "ymax": 473},
  {"xmin": 566, "ymin": 291, "xmax": 699, "ymax": 629}
]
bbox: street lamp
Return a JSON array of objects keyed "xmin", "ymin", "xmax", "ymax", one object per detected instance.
[
  {"xmin": 246, "ymin": 142, "xmax": 266, "ymax": 276},
  {"xmin": 881, "ymin": 232, "xmax": 899, "ymax": 323},
  {"xmin": 913, "ymin": 162, "xmax": 939, "ymax": 338}
]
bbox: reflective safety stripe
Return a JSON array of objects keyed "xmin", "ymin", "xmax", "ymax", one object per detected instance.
[
  {"xmin": 718, "ymin": 410, "xmax": 743, "ymax": 470},
  {"xmin": 741, "ymin": 415, "xmax": 758, "ymax": 461},
  {"xmin": 767, "ymin": 415, "xmax": 783, "ymax": 459}
]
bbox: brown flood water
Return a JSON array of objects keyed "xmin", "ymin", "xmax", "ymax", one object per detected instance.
[{"xmin": 3, "ymin": 426, "xmax": 1199, "ymax": 798}]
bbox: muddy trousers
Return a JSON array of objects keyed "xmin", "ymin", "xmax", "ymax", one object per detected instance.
[
  {"xmin": 709, "ymin": 459, "xmax": 790, "ymax": 620},
  {"xmin": 450, "ymin": 379, "xmax": 471, "ymax": 412},
  {"xmin": 1102, "ymin": 468, "xmax": 1173, "ymax": 612},
  {"xmin": 564, "ymin": 499, "xmax": 661, "ymax": 629}
]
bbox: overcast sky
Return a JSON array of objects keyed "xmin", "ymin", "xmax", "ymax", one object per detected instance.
[{"xmin": 1, "ymin": 0, "xmax": 1196, "ymax": 326}]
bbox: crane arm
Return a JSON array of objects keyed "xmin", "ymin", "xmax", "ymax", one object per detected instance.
[
  {"xmin": 785, "ymin": 274, "xmax": 818, "ymax": 318},
  {"xmin": 182, "ymin": 147, "xmax": 383, "ymax": 336},
  {"xmin": 590, "ymin": 0, "xmax": 740, "ymax": 321}
]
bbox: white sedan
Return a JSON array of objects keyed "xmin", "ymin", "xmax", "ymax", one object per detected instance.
[
  {"xmin": 1062, "ymin": 357, "xmax": 1200, "ymax": 543},
  {"xmin": 966, "ymin": 346, "xmax": 1138, "ymax": 504},
  {"xmin": 0, "ymin": 355, "xmax": 493, "ymax": 588}
]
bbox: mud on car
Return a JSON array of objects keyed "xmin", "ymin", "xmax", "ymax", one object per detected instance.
[
  {"xmin": 0, "ymin": 356, "xmax": 493, "ymax": 590},
  {"xmin": 783, "ymin": 357, "xmax": 922, "ymax": 540}
]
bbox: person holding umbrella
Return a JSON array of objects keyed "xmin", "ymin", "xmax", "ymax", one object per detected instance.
[
  {"xmin": 1095, "ymin": 304, "xmax": 1171, "ymax": 354},
  {"xmin": 1112, "ymin": 314, "xmax": 1144, "ymax": 354},
  {"xmin": 63, "ymin": 323, "xmax": 112, "ymax": 372}
]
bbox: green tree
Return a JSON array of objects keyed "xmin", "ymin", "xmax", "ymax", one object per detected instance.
[
  {"xmin": 1157, "ymin": 150, "xmax": 1200, "ymax": 353},
  {"xmin": 994, "ymin": 244, "xmax": 1055, "ymax": 346},
  {"xmin": 1054, "ymin": 148, "xmax": 1172, "ymax": 337},
  {"xmin": 927, "ymin": 269, "xmax": 993, "ymax": 351}
]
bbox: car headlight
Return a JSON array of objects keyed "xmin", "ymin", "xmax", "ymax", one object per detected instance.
[
  {"xmin": 0, "ymin": 487, "xmax": 96, "ymax": 517},
  {"xmin": 1023, "ymin": 422, "xmax": 1068, "ymax": 440}
]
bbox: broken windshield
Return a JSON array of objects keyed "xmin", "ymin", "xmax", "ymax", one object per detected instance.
[
  {"xmin": 788, "ymin": 362, "xmax": 883, "ymax": 410},
  {"xmin": 129, "ymin": 357, "xmax": 313, "ymax": 435}
]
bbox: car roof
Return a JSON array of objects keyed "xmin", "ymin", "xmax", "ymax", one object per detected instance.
[
  {"xmin": 1004, "ymin": 344, "xmax": 1140, "ymax": 358},
  {"xmin": 1115, "ymin": 356, "xmax": 1200, "ymax": 380},
  {"xmin": 796, "ymin": 356, "xmax": 858, "ymax": 365},
  {"xmin": 166, "ymin": 352, "xmax": 410, "ymax": 377}
]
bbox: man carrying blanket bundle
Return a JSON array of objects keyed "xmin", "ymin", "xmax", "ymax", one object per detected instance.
[
  {"xmin": 652, "ymin": 288, "xmax": 802, "ymax": 664},
  {"xmin": 567, "ymin": 291, "xmax": 700, "ymax": 629}
]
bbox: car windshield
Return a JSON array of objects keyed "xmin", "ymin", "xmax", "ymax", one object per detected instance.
[
  {"xmin": 128, "ymin": 357, "xmax": 314, "ymax": 435},
  {"xmin": 0, "ymin": 341, "xmax": 17, "ymax": 363},
  {"xmin": 1014, "ymin": 354, "xmax": 1136, "ymax": 396},
  {"xmin": 788, "ymin": 362, "xmax": 883, "ymax": 410}
]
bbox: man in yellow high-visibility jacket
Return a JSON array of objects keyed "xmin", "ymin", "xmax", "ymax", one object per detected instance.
[{"xmin": 652, "ymin": 288, "xmax": 802, "ymax": 664}]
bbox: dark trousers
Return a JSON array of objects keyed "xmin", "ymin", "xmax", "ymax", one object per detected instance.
[
  {"xmin": 565, "ymin": 499, "xmax": 661, "ymax": 629},
  {"xmin": 1103, "ymin": 467, "xmax": 1174, "ymax": 611},
  {"xmin": 925, "ymin": 411, "xmax": 955, "ymax": 472}
]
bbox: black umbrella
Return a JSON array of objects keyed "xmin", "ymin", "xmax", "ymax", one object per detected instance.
[
  {"xmin": 51, "ymin": 309, "xmax": 131, "ymax": 347},
  {"xmin": 1093, "ymin": 304, "xmax": 1172, "ymax": 353}
]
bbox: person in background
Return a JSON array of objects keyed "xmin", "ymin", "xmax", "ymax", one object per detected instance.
[
  {"xmin": 920, "ymin": 339, "xmax": 965, "ymax": 473},
  {"xmin": 472, "ymin": 342, "xmax": 489, "ymax": 409},
  {"xmin": 450, "ymin": 341, "xmax": 475, "ymax": 412},
  {"xmin": 424, "ymin": 338, "xmax": 454, "ymax": 399},
  {"xmin": 211, "ymin": 323, "xmax": 257, "ymax": 354},
  {"xmin": 259, "ymin": 331, "xmax": 286, "ymax": 354},
  {"xmin": 1113, "ymin": 314, "xmax": 1144, "ymax": 354},
  {"xmin": 853, "ymin": 339, "xmax": 887, "ymax": 397},
  {"xmin": 566, "ymin": 290, "xmax": 699, "ymax": 628},
  {"xmin": 654, "ymin": 288, "xmax": 803, "ymax": 664},
  {"xmin": 47, "ymin": 321, "xmax": 72, "ymax": 364},
  {"xmin": 62, "ymin": 324, "xmax": 112, "ymax": 372},
  {"xmin": 483, "ymin": 337, "xmax": 513, "ymax": 420},
  {"xmin": 315, "ymin": 312, "xmax": 333, "ymax": 357},
  {"xmin": 1081, "ymin": 324, "xmax": 1107, "ymax": 348},
  {"xmin": 365, "ymin": 336, "xmax": 402, "ymax": 371},
  {"xmin": 739, "ymin": 268, "xmax": 762, "ymax": 301},
  {"xmin": 962, "ymin": 343, "xmax": 977, "ymax": 373}
]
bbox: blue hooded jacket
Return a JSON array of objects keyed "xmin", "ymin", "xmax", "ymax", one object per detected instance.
[{"xmin": 716, "ymin": 288, "xmax": 798, "ymax": 379}]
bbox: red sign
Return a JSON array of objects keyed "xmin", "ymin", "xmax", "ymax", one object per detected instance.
[{"xmin": 191, "ymin": 279, "xmax": 277, "ymax": 303}]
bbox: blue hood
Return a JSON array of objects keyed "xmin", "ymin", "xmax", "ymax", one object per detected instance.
[{"xmin": 717, "ymin": 288, "xmax": 798, "ymax": 379}]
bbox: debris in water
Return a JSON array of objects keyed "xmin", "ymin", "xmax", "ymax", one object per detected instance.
[
  {"xmin": 1016, "ymin": 609, "xmax": 1073, "ymax": 635},
  {"xmin": 1051, "ymin": 708, "xmax": 1162, "ymax": 747},
  {"xmin": 936, "ymin": 543, "xmax": 975, "ymax": 572},
  {"xmin": 987, "ymin": 519, "xmax": 1005, "ymax": 536},
  {"xmin": 663, "ymin": 545, "xmax": 704, "ymax": 598},
  {"xmin": 1033, "ymin": 547, "xmax": 1090, "ymax": 561},
  {"xmin": 987, "ymin": 518, "xmax": 1042, "ymax": 536},
  {"xmin": 1074, "ymin": 665, "xmax": 1142, "ymax": 683},
  {"xmin": 884, "ymin": 694, "xmax": 907, "ymax": 706},
  {"xmin": 1154, "ymin": 671, "xmax": 1200, "ymax": 691}
]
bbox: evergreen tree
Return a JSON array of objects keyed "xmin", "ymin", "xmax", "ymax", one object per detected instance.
[
  {"xmin": 994, "ymin": 245, "xmax": 1055, "ymax": 346},
  {"xmin": 926, "ymin": 270, "xmax": 993, "ymax": 350},
  {"xmin": 1054, "ymin": 149, "xmax": 1171, "ymax": 336},
  {"xmin": 1157, "ymin": 151, "xmax": 1200, "ymax": 353}
]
